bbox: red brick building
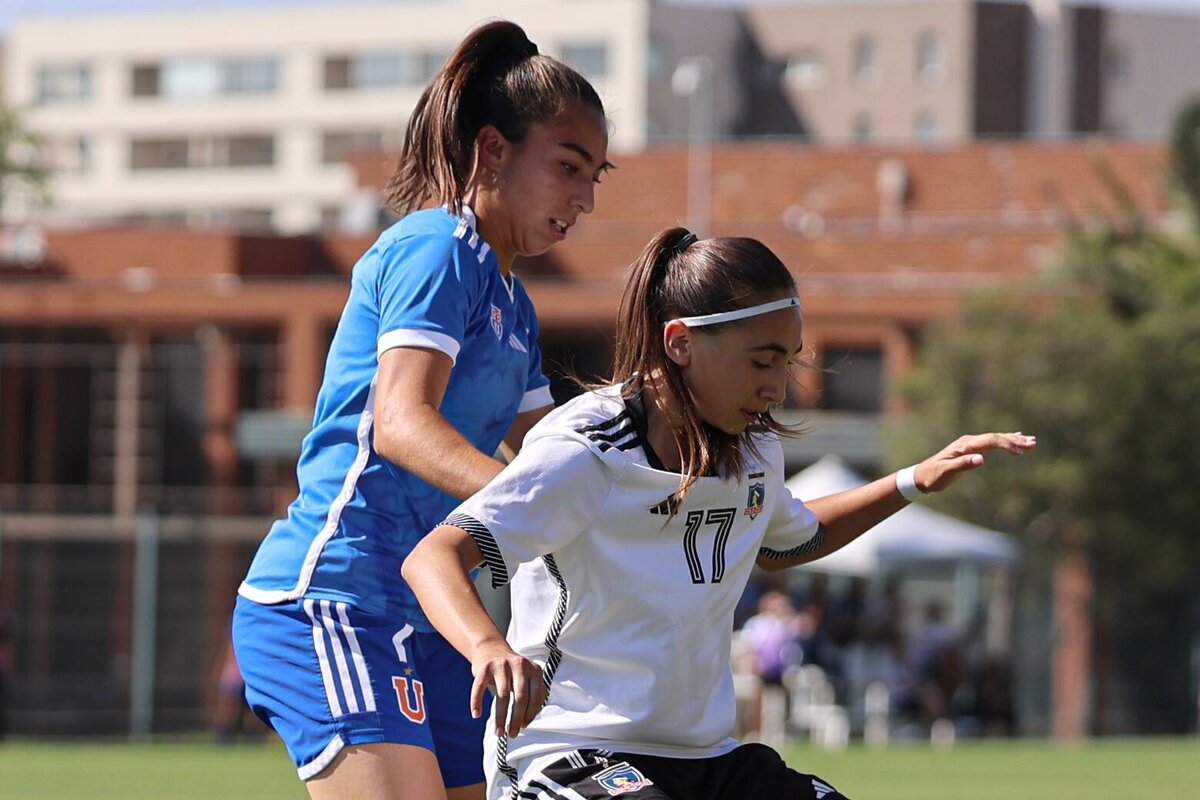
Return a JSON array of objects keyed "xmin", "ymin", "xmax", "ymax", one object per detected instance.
[{"xmin": 0, "ymin": 139, "xmax": 1168, "ymax": 733}]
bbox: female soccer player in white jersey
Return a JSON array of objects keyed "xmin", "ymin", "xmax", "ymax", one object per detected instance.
[
  {"xmin": 404, "ymin": 228, "xmax": 1036, "ymax": 800},
  {"xmin": 231, "ymin": 21, "xmax": 611, "ymax": 800}
]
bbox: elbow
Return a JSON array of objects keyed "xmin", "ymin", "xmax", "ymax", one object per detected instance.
[
  {"xmin": 755, "ymin": 555, "xmax": 787, "ymax": 572},
  {"xmin": 373, "ymin": 418, "xmax": 416, "ymax": 467},
  {"xmin": 400, "ymin": 544, "xmax": 424, "ymax": 586}
]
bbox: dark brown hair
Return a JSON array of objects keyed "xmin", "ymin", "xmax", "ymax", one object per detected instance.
[
  {"xmin": 385, "ymin": 20, "xmax": 604, "ymax": 216},
  {"xmin": 611, "ymin": 228, "xmax": 803, "ymax": 501}
]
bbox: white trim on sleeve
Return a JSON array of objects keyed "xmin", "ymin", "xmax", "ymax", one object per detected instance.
[
  {"xmin": 518, "ymin": 385, "xmax": 554, "ymax": 413},
  {"xmin": 377, "ymin": 328, "xmax": 461, "ymax": 364}
]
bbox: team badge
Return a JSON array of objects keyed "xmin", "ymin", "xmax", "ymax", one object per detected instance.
[
  {"xmin": 391, "ymin": 673, "xmax": 427, "ymax": 723},
  {"xmin": 744, "ymin": 481, "xmax": 765, "ymax": 520},
  {"xmin": 593, "ymin": 762, "xmax": 654, "ymax": 796},
  {"xmin": 490, "ymin": 304, "xmax": 504, "ymax": 339}
]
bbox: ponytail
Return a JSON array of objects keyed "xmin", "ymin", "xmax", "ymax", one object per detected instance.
[{"xmin": 386, "ymin": 20, "xmax": 603, "ymax": 216}]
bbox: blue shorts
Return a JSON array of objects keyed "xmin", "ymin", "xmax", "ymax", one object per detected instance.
[{"xmin": 232, "ymin": 595, "xmax": 488, "ymax": 785}]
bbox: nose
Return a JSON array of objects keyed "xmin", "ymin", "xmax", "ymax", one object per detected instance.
[
  {"xmin": 761, "ymin": 372, "xmax": 787, "ymax": 405},
  {"xmin": 572, "ymin": 176, "xmax": 596, "ymax": 215}
]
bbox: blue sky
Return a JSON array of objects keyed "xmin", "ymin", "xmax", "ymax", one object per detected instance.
[{"xmin": 2, "ymin": 0, "xmax": 1199, "ymax": 32}]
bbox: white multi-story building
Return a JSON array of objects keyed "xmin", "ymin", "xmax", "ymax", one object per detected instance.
[
  {"xmin": 2, "ymin": 0, "xmax": 652, "ymax": 233},
  {"xmin": 5, "ymin": 0, "xmax": 1200, "ymax": 234}
]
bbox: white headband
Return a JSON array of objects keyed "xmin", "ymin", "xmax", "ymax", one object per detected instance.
[{"xmin": 671, "ymin": 296, "xmax": 801, "ymax": 328}]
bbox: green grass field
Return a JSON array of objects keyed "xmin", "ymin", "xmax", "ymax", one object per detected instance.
[{"xmin": 0, "ymin": 737, "xmax": 1196, "ymax": 799}]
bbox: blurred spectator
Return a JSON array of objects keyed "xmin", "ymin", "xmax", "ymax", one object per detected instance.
[
  {"xmin": 910, "ymin": 600, "xmax": 955, "ymax": 676},
  {"xmin": 212, "ymin": 636, "xmax": 261, "ymax": 743},
  {"xmin": 975, "ymin": 654, "xmax": 1015, "ymax": 736},
  {"xmin": 740, "ymin": 590, "xmax": 804, "ymax": 684}
]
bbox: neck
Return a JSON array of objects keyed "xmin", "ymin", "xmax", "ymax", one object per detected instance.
[
  {"xmin": 461, "ymin": 189, "xmax": 513, "ymax": 275},
  {"xmin": 641, "ymin": 382, "xmax": 683, "ymax": 473}
]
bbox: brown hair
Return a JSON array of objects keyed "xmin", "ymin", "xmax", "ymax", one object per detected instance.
[
  {"xmin": 611, "ymin": 228, "xmax": 803, "ymax": 502},
  {"xmin": 385, "ymin": 20, "xmax": 604, "ymax": 216}
]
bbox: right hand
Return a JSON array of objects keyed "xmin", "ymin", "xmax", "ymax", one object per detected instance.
[{"xmin": 471, "ymin": 642, "xmax": 548, "ymax": 738}]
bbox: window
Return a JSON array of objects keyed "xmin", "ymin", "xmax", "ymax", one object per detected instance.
[
  {"xmin": 419, "ymin": 50, "xmax": 451, "ymax": 84},
  {"xmin": 324, "ymin": 50, "xmax": 447, "ymax": 91},
  {"xmin": 323, "ymin": 56, "xmax": 351, "ymax": 90},
  {"xmin": 853, "ymin": 36, "xmax": 877, "ymax": 85},
  {"xmin": 131, "ymin": 64, "xmax": 160, "ymax": 97},
  {"xmin": 227, "ymin": 135, "xmax": 275, "ymax": 167},
  {"xmin": 321, "ymin": 129, "xmax": 397, "ymax": 164},
  {"xmin": 161, "ymin": 57, "xmax": 221, "ymax": 98},
  {"xmin": 130, "ymin": 134, "xmax": 275, "ymax": 170},
  {"xmin": 915, "ymin": 109, "xmax": 939, "ymax": 143},
  {"xmin": 562, "ymin": 43, "xmax": 608, "ymax": 80},
  {"xmin": 785, "ymin": 49, "xmax": 824, "ymax": 89},
  {"xmin": 130, "ymin": 56, "xmax": 278, "ymax": 99},
  {"xmin": 222, "ymin": 57, "xmax": 278, "ymax": 94},
  {"xmin": 646, "ymin": 38, "xmax": 668, "ymax": 79},
  {"xmin": 37, "ymin": 63, "xmax": 92, "ymax": 104},
  {"xmin": 352, "ymin": 53, "xmax": 407, "ymax": 89},
  {"xmin": 130, "ymin": 137, "xmax": 190, "ymax": 170},
  {"xmin": 916, "ymin": 31, "xmax": 944, "ymax": 84},
  {"xmin": 821, "ymin": 347, "xmax": 883, "ymax": 413}
]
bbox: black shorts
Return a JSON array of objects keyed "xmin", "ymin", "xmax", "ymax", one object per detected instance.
[{"xmin": 519, "ymin": 743, "xmax": 849, "ymax": 800}]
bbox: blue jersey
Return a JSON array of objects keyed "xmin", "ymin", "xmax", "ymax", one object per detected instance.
[{"xmin": 239, "ymin": 206, "xmax": 552, "ymax": 628}]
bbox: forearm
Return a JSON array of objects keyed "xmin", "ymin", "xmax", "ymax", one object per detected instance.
[
  {"xmin": 759, "ymin": 431, "xmax": 1036, "ymax": 571},
  {"xmin": 376, "ymin": 403, "xmax": 505, "ymax": 499},
  {"xmin": 759, "ymin": 474, "xmax": 909, "ymax": 570},
  {"xmin": 402, "ymin": 526, "xmax": 509, "ymax": 663}
]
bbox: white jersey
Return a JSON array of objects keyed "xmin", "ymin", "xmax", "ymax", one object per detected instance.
[{"xmin": 446, "ymin": 387, "xmax": 822, "ymax": 797}]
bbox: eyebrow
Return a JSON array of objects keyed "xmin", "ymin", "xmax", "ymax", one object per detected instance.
[
  {"xmin": 560, "ymin": 141, "xmax": 616, "ymax": 172},
  {"xmin": 748, "ymin": 342, "xmax": 804, "ymax": 357}
]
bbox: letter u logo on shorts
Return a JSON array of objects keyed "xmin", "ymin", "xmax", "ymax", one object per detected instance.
[{"xmin": 392, "ymin": 675, "xmax": 427, "ymax": 723}]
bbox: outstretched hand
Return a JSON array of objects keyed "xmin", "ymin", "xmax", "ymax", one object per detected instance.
[
  {"xmin": 915, "ymin": 432, "xmax": 1036, "ymax": 494},
  {"xmin": 471, "ymin": 642, "xmax": 548, "ymax": 738}
]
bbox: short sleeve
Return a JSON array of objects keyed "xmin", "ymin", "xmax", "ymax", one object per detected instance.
[
  {"xmin": 444, "ymin": 434, "xmax": 612, "ymax": 587},
  {"xmin": 758, "ymin": 479, "xmax": 823, "ymax": 561},
  {"xmin": 373, "ymin": 234, "xmax": 474, "ymax": 364}
]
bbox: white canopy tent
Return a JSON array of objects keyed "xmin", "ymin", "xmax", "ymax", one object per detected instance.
[{"xmin": 786, "ymin": 455, "xmax": 1020, "ymax": 577}]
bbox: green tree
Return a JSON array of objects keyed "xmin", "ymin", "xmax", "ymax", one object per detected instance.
[
  {"xmin": 889, "ymin": 126, "xmax": 1200, "ymax": 734},
  {"xmin": 0, "ymin": 102, "xmax": 48, "ymax": 217}
]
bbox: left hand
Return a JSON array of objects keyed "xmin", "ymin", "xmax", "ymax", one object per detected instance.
[{"xmin": 915, "ymin": 432, "xmax": 1036, "ymax": 494}]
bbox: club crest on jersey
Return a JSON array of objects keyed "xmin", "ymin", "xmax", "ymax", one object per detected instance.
[
  {"xmin": 490, "ymin": 304, "xmax": 504, "ymax": 339},
  {"xmin": 744, "ymin": 481, "xmax": 765, "ymax": 520},
  {"xmin": 593, "ymin": 762, "xmax": 654, "ymax": 796}
]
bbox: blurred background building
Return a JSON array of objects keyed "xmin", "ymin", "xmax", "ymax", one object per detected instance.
[
  {"xmin": 0, "ymin": 0, "xmax": 1197, "ymax": 740},
  {"xmin": 4, "ymin": 0, "xmax": 1199, "ymax": 233}
]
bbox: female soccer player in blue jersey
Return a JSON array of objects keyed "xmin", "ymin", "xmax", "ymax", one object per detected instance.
[
  {"xmin": 231, "ymin": 21, "xmax": 611, "ymax": 800},
  {"xmin": 404, "ymin": 229, "xmax": 1036, "ymax": 800}
]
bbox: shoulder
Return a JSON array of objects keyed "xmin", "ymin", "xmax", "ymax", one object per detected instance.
[
  {"xmin": 371, "ymin": 208, "xmax": 488, "ymax": 276},
  {"xmin": 526, "ymin": 388, "xmax": 637, "ymax": 469},
  {"xmin": 747, "ymin": 432, "xmax": 787, "ymax": 480}
]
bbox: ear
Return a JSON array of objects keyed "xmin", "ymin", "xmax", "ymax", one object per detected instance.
[
  {"xmin": 475, "ymin": 124, "xmax": 507, "ymax": 174},
  {"xmin": 662, "ymin": 320, "xmax": 692, "ymax": 366}
]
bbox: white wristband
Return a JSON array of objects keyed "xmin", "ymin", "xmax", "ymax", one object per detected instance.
[{"xmin": 896, "ymin": 465, "xmax": 923, "ymax": 502}]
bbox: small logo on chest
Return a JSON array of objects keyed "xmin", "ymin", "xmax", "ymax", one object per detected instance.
[
  {"xmin": 490, "ymin": 303, "xmax": 503, "ymax": 339},
  {"xmin": 745, "ymin": 472, "xmax": 765, "ymax": 520}
]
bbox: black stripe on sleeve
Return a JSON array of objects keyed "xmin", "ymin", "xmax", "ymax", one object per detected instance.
[
  {"xmin": 758, "ymin": 526, "xmax": 825, "ymax": 560},
  {"xmin": 442, "ymin": 512, "xmax": 510, "ymax": 588},
  {"xmin": 575, "ymin": 409, "xmax": 631, "ymax": 435}
]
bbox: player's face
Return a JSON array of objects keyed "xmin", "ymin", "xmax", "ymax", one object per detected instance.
[
  {"xmin": 676, "ymin": 296, "xmax": 804, "ymax": 435},
  {"xmin": 494, "ymin": 101, "xmax": 610, "ymax": 259}
]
